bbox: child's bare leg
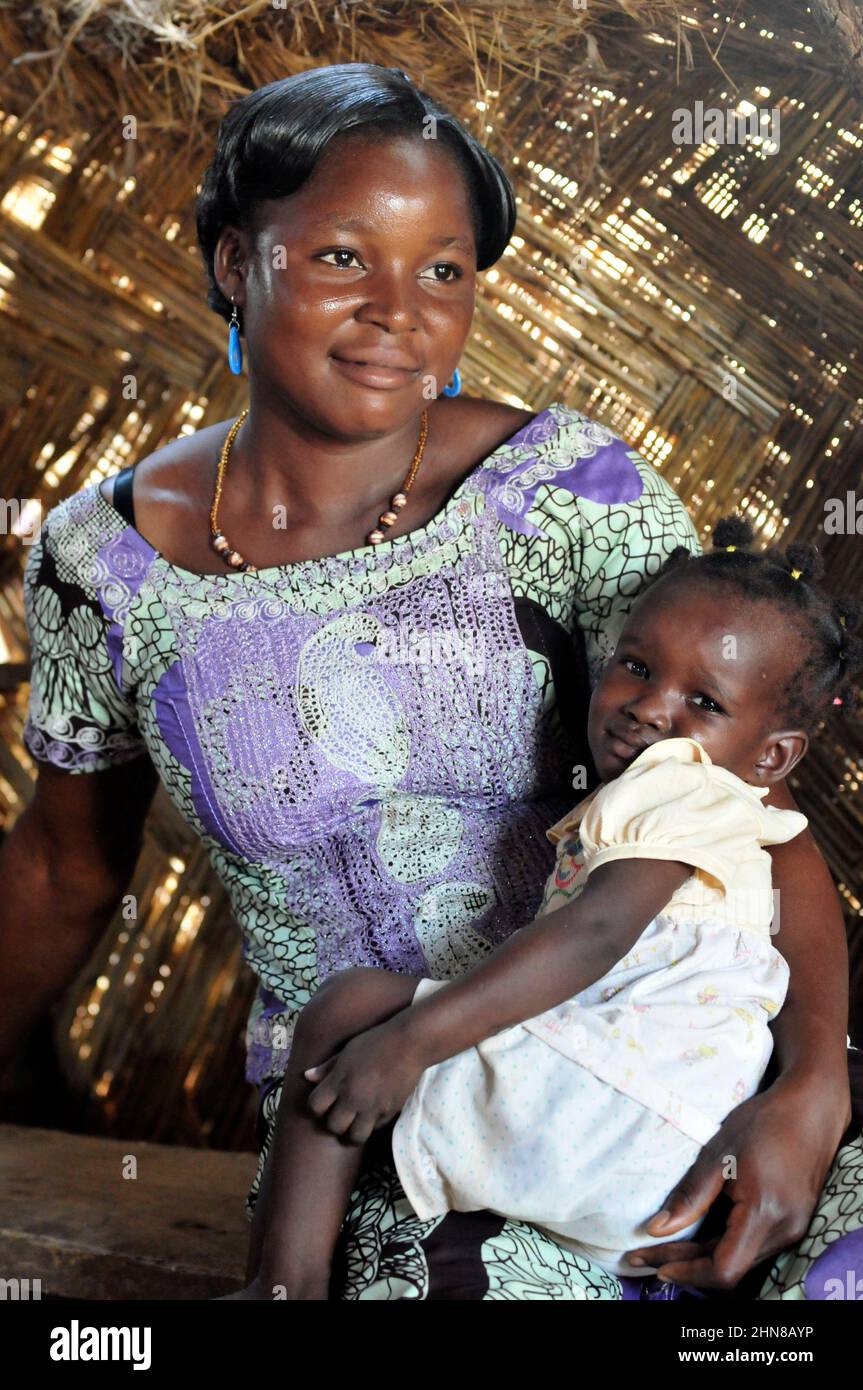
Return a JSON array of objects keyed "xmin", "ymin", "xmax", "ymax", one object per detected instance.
[{"xmin": 243, "ymin": 967, "xmax": 422, "ymax": 1300}]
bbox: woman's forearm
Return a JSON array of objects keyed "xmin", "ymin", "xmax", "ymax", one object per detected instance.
[
  {"xmin": 765, "ymin": 778, "xmax": 851, "ymax": 1113},
  {"xmin": 0, "ymin": 813, "xmax": 125, "ymax": 1068}
]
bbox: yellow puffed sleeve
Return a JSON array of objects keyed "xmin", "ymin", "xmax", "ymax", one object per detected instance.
[{"xmin": 577, "ymin": 737, "xmax": 807, "ymax": 896}]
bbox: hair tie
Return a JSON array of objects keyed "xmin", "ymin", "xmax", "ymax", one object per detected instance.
[
  {"xmin": 790, "ymin": 567, "xmax": 803, "ymax": 580},
  {"xmin": 724, "ymin": 544, "xmax": 737, "ymax": 553},
  {"xmin": 839, "ymin": 614, "xmax": 847, "ymax": 628},
  {"xmin": 833, "ymin": 696, "xmax": 844, "ymax": 705}
]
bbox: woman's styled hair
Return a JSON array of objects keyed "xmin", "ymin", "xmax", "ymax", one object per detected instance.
[
  {"xmin": 195, "ymin": 63, "xmax": 517, "ymax": 324},
  {"xmin": 639, "ymin": 514, "xmax": 863, "ymax": 732}
]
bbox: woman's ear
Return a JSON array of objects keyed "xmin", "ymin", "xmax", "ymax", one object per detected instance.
[
  {"xmin": 214, "ymin": 225, "xmax": 249, "ymax": 305},
  {"xmin": 753, "ymin": 729, "xmax": 809, "ymax": 784}
]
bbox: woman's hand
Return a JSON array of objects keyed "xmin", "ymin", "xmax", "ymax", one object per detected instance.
[
  {"xmin": 626, "ymin": 1069, "xmax": 851, "ymax": 1288},
  {"xmin": 304, "ymin": 1017, "xmax": 427, "ymax": 1145}
]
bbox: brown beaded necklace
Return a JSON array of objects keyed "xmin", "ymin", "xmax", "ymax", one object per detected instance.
[{"xmin": 210, "ymin": 407, "xmax": 431, "ymax": 573}]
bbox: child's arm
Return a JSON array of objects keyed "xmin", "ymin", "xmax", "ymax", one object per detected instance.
[
  {"xmin": 400, "ymin": 855, "xmax": 691, "ymax": 1068},
  {"xmin": 305, "ymin": 854, "xmax": 691, "ymax": 1131}
]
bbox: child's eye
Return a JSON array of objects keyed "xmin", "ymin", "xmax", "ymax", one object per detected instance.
[
  {"xmin": 691, "ymin": 692, "xmax": 725, "ymax": 715},
  {"xmin": 622, "ymin": 657, "xmax": 648, "ymax": 677}
]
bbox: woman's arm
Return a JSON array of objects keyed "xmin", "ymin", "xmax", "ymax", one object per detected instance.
[
  {"xmin": 626, "ymin": 777, "xmax": 852, "ymax": 1288},
  {"xmin": 763, "ymin": 776, "xmax": 851, "ymax": 1114},
  {"xmin": 0, "ymin": 756, "xmax": 158, "ymax": 1073}
]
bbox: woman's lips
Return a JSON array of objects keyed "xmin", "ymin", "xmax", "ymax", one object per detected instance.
[{"xmin": 330, "ymin": 355, "xmax": 420, "ymax": 389}]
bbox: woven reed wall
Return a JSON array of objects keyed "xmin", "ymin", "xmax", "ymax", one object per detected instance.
[{"xmin": 0, "ymin": 0, "xmax": 860, "ymax": 1149}]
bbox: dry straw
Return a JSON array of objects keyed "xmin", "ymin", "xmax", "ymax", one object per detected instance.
[{"xmin": 0, "ymin": 0, "xmax": 860, "ymax": 1142}]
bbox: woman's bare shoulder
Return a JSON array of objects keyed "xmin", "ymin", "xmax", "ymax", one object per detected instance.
[
  {"xmin": 96, "ymin": 400, "xmax": 539, "ymax": 560},
  {"xmin": 459, "ymin": 395, "xmax": 536, "ymax": 444},
  {"xmin": 469, "ymin": 397, "xmax": 536, "ymax": 431},
  {"xmin": 434, "ymin": 395, "xmax": 537, "ymax": 476},
  {"xmin": 98, "ymin": 421, "xmax": 230, "ymax": 565},
  {"xmin": 98, "ymin": 401, "xmax": 535, "ymax": 506},
  {"xmin": 98, "ymin": 422, "xmax": 224, "ymax": 512}
]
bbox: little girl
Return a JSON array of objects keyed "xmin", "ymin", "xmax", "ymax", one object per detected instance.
[{"xmin": 225, "ymin": 515, "xmax": 862, "ymax": 1299}]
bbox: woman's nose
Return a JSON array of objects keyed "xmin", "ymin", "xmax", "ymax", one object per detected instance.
[{"xmin": 357, "ymin": 270, "xmax": 419, "ymax": 331}]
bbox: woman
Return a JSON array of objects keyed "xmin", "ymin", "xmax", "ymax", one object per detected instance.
[{"xmin": 6, "ymin": 64, "xmax": 860, "ymax": 1300}]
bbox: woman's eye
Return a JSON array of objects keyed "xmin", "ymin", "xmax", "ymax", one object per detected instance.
[
  {"xmin": 318, "ymin": 249, "xmax": 362, "ymax": 269},
  {"xmin": 419, "ymin": 263, "xmax": 463, "ymax": 283},
  {"xmin": 317, "ymin": 250, "xmax": 463, "ymax": 282},
  {"xmin": 622, "ymin": 657, "xmax": 648, "ymax": 677}
]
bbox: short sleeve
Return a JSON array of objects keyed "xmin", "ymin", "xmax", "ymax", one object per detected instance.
[
  {"xmin": 577, "ymin": 742, "xmax": 768, "ymax": 896},
  {"xmin": 518, "ymin": 408, "xmax": 703, "ymax": 689},
  {"xmin": 572, "ymin": 463, "xmax": 702, "ymax": 688},
  {"xmin": 22, "ymin": 519, "xmax": 148, "ymax": 774}
]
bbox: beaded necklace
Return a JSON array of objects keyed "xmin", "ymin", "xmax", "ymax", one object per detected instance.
[{"xmin": 209, "ymin": 408, "xmax": 430, "ymax": 573}]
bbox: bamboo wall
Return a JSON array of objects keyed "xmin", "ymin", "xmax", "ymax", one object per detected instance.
[{"xmin": 0, "ymin": 0, "xmax": 860, "ymax": 1150}]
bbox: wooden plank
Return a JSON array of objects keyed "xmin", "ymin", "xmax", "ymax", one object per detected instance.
[{"xmin": 0, "ymin": 1124, "xmax": 257, "ymax": 1300}]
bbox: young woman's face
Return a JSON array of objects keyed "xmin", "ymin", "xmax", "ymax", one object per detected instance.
[
  {"xmin": 217, "ymin": 132, "xmax": 478, "ymax": 437},
  {"xmin": 587, "ymin": 580, "xmax": 803, "ymax": 785}
]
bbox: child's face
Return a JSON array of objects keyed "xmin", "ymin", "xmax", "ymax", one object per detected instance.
[{"xmin": 587, "ymin": 580, "xmax": 808, "ymax": 786}]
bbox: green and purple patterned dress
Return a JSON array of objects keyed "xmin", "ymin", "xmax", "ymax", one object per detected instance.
[{"xmin": 22, "ymin": 402, "xmax": 863, "ymax": 1300}]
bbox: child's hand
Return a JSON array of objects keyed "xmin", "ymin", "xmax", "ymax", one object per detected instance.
[{"xmin": 304, "ymin": 1019, "xmax": 427, "ymax": 1144}]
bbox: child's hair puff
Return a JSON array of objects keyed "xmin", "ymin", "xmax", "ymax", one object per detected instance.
[{"xmin": 638, "ymin": 513, "xmax": 863, "ymax": 732}]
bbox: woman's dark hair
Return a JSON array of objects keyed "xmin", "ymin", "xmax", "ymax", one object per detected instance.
[
  {"xmin": 195, "ymin": 63, "xmax": 517, "ymax": 323},
  {"xmin": 638, "ymin": 514, "xmax": 863, "ymax": 732}
]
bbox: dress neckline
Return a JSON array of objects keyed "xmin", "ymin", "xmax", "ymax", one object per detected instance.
[{"xmin": 93, "ymin": 404, "xmax": 553, "ymax": 583}]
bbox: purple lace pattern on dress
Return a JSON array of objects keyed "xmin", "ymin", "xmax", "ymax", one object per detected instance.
[
  {"xmin": 25, "ymin": 402, "xmax": 683, "ymax": 1083},
  {"xmin": 470, "ymin": 411, "xmax": 643, "ymax": 538},
  {"xmin": 163, "ymin": 497, "xmax": 569, "ymax": 990},
  {"xmin": 151, "ymin": 657, "xmax": 247, "ymax": 856},
  {"xmin": 96, "ymin": 528, "xmax": 158, "ymax": 687}
]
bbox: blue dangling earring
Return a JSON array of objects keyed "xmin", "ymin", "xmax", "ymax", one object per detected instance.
[
  {"xmin": 441, "ymin": 366, "xmax": 462, "ymax": 397},
  {"xmin": 228, "ymin": 298, "xmax": 243, "ymax": 375}
]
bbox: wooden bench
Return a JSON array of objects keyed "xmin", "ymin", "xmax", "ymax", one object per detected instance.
[{"xmin": 0, "ymin": 1123, "xmax": 258, "ymax": 1299}]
